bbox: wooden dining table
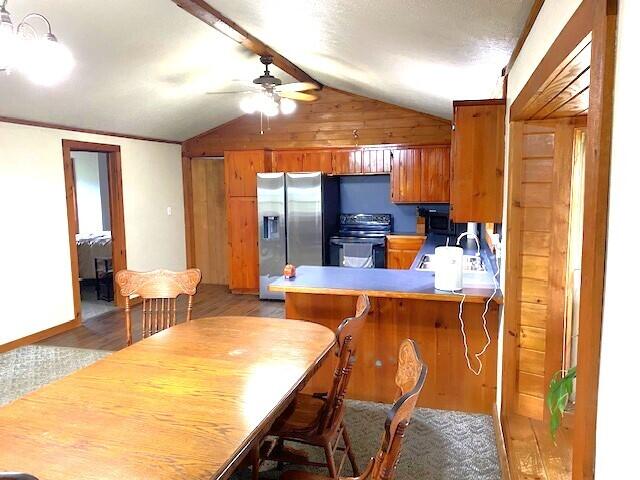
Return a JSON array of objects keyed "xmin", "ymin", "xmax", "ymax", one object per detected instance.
[{"xmin": 0, "ymin": 316, "xmax": 336, "ymax": 479}]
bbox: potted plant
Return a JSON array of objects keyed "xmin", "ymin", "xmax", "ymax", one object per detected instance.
[{"xmin": 546, "ymin": 366, "xmax": 577, "ymax": 440}]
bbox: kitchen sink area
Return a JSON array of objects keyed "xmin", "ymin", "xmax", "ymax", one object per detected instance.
[{"xmin": 415, "ymin": 253, "xmax": 488, "ymax": 272}]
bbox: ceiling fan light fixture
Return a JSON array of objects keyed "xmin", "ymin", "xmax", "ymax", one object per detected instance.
[
  {"xmin": 280, "ymin": 97, "xmax": 296, "ymax": 115},
  {"xmin": 239, "ymin": 95, "xmax": 257, "ymax": 114}
]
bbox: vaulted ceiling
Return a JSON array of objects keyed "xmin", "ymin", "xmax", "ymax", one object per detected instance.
[{"xmin": 0, "ymin": 0, "xmax": 534, "ymax": 141}]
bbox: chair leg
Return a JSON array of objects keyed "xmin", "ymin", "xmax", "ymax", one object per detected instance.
[
  {"xmin": 323, "ymin": 441, "xmax": 338, "ymax": 479},
  {"xmin": 251, "ymin": 445, "xmax": 260, "ymax": 480},
  {"xmin": 342, "ymin": 424, "xmax": 360, "ymax": 476}
]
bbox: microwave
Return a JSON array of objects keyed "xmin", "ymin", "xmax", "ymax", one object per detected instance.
[{"xmin": 419, "ymin": 208, "xmax": 464, "ymax": 237}]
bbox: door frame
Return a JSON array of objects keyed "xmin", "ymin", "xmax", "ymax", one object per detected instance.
[
  {"xmin": 503, "ymin": 0, "xmax": 618, "ymax": 478},
  {"xmin": 62, "ymin": 139, "xmax": 127, "ymax": 320}
]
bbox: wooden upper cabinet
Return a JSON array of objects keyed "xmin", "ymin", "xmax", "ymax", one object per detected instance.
[
  {"xmin": 450, "ymin": 100, "xmax": 505, "ymax": 222},
  {"xmin": 332, "ymin": 149, "xmax": 362, "ymax": 174},
  {"xmin": 362, "ymin": 148, "xmax": 392, "ymax": 173},
  {"xmin": 391, "ymin": 148, "xmax": 422, "ymax": 203},
  {"xmin": 302, "ymin": 150, "xmax": 333, "ymax": 173},
  {"xmin": 227, "ymin": 196, "xmax": 259, "ymax": 292},
  {"xmin": 225, "ymin": 150, "xmax": 271, "ymax": 197},
  {"xmin": 273, "ymin": 150, "xmax": 304, "ymax": 172},
  {"xmin": 420, "ymin": 145, "xmax": 450, "ymax": 203}
]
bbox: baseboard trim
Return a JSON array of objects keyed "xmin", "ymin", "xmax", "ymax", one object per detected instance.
[
  {"xmin": 0, "ymin": 319, "xmax": 81, "ymax": 353},
  {"xmin": 231, "ymin": 289, "xmax": 259, "ymax": 295},
  {"xmin": 493, "ymin": 404, "xmax": 512, "ymax": 480}
]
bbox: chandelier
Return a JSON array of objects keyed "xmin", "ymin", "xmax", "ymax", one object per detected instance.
[{"xmin": 0, "ymin": 0, "xmax": 74, "ymax": 86}]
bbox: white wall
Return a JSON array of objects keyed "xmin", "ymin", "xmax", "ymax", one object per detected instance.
[
  {"xmin": 595, "ymin": 0, "xmax": 639, "ymax": 476},
  {"xmin": 74, "ymin": 151, "xmax": 106, "ymax": 233},
  {"xmin": 0, "ymin": 122, "xmax": 186, "ymax": 345}
]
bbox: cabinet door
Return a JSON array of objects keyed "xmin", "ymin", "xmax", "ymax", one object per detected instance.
[
  {"xmin": 391, "ymin": 148, "xmax": 422, "ymax": 203},
  {"xmin": 225, "ymin": 150, "xmax": 268, "ymax": 197},
  {"xmin": 450, "ymin": 101, "xmax": 505, "ymax": 222},
  {"xmin": 332, "ymin": 150, "xmax": 362, "ymax": 174},
  {"xmin": 303, "ymin": 150, "xmax": 333, "ymax": 173},
  {"xmin": 273, "ymin": 151, "xmax": 304, "ymax": 172},
  {"xmin": 421, "ymin": 146, "xmax": 450, "ymax": 203},
  {"xmin": 227, "ymin": 197, "xmax": 259, "ymax": 292},
  {"xmin": 362, "ymin": 148, "xmax": 392, "ymax": 173}
]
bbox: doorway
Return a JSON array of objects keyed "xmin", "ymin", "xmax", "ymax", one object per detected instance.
[{"xmin": 62, "ymin": 140, "xmax": 127, "ymax": 323}]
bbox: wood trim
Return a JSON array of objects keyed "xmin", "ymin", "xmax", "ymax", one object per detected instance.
[
  {"xmin": 171, "ymin": 0, "xmax": 320, "ymax": 86},
  {"xmin": 493, "ymin": 404, "xmax": 512, "ymax": 480},
  {"xmin": 0, "ymin": 116, "xmax": 181, "ymax": 144},
  {"xmin": 62, "ymin": 140, "xmax": 128, "ymax": 318},
  {"xmin": 503, "ymin": 0, "xmax": 546, "ymax": 76},
  {"xmin": 510, "ymin": 1, "xmax": 592, "ymax": 121},
  {"xmin": 453, "ymin": 99, "xmax": 506, "ymax": 107},
  {"xmin": 107, "ymin": 150, "xmax": 127, "ymax": 308},
  {"xmin": 501, "ymin": 121, "xmax": 525, "ymax": 417},
  {"xmin": 0, "ymin": 319, "xmax": 80, "ymax": 353},
  {"xmin": 573, "ymin": 0, "xmax": 618, "ymax": 478},
  {"xmin": 182, "ymin": 156, "xmax": 196, "ymax": 268}
]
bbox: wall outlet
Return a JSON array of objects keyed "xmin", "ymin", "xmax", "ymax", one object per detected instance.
[{"xmin": 166, "ymin": 206, "xmax": 172, "ymax": 216}]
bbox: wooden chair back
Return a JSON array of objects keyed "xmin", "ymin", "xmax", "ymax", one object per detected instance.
[
  {"xmin": 115, "ymin": 269, "xmax": 202, "ymax": 345},
  {"xmin": 318, "ymin": 294, "xmax": 371, "ymax": 433},
  {"xmin": 367, "ymin": 339, "xmax": 427, "ymax": 480}
]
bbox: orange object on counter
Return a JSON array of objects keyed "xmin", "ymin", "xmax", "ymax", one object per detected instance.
[{"xmin": 283, "ymin": 264, "xmax": 296, "ymax": 279}]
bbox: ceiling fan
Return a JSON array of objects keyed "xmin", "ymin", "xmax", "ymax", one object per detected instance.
[{"xmin": 207, "ymin": 55, "xmax": 320, "ymax": 116}]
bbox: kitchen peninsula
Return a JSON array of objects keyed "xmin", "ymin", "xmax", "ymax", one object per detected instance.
[{"xmin": 270, "ymin": 236, "xmax": 502, "ymax": 414}]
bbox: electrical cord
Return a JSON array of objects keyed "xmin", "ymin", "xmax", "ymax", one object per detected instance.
[{"xmin": 452, "ymin": 256, "xmax": 500, "ymax": 376}]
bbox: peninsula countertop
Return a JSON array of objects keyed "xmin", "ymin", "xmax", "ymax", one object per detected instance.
[{"xmin": 269, "ymin": 265, "xmax": 502, "ymax": 304}]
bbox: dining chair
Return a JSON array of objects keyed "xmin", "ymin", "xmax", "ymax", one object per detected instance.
[
  {"xmin": 115, "ymin": 268, "xmax": 202, "ymax": 345},
  {"xmin": 0, "ymin": 474, "xmax": 39, "ymax": 480},
  {"xmin": 280, "ymin": 338, "xmax": 428, "ymax": 480},
  {"xmin": 258, "ymin": 294, "xmax": 371, "ymax": 479}
]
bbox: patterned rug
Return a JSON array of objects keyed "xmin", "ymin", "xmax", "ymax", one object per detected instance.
[
  {"xmin": 232, "ymin": 400, "xmax": 501, "ymax": 480},
  {"xmin": 0, "ymin": 346, "xmax": 500, "ymax": 479},
  {"xmin": 0, "ymin": 345, "xmax": 111, "ymax": 406}
]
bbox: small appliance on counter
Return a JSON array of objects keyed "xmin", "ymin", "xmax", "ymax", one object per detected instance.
[
  {"xmin": 329, "ymin": 214, "xmax": 392, "ymax": 268},
  {"xmin": 417, "ymin": 206, "xmax": 465, "ymax": 239},
  {"xmin": 433, "ymin": 244, "xmax": 464, "ymax": 291}
]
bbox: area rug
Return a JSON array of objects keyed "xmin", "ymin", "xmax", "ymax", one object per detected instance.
[
  {"xmin": 232, "ymin": 399, "xmax": 501, "ymax": 480},
  {"xmin": 0, "ymin": 345, "xmax": 110, "ymax": 406}
]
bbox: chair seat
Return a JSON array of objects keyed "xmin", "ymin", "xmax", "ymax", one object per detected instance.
[
  {"xmin": 270, "ymin": 393, "xmax": 327, "ymax": 437},
  {"xmin": 281, "ymin": 470, "xmax": 331, "ymax": 480}
]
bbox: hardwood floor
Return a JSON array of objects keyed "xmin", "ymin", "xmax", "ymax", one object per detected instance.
[
  {"xmin": 40, "ymin": 284, "xmax": 285, "ymax": 351},
  {"xmin": 504, "ymin": 413, "xmax": 572, "ymax": 480}
]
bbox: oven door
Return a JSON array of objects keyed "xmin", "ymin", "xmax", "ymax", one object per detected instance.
[{"xmin": 329, "ymin": 237, "xmax": 386, "ymax": 268}]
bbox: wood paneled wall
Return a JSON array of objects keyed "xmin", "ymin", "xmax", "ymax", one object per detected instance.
[
  {"xmin": 183, "ymin": 88, "xmax": 451, "ymax": 156},
  {"xmin": 191, "ymin": 157, "xmax": 228, "ymax": 285},
  {"xmin": 503, "ymin": 119, "xmax": 576, "ymax": 420}
]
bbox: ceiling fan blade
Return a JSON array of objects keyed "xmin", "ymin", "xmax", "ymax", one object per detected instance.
[
  {"xmin": 279, "ymin": 91, "xmax": 319, "ymax": 102},
  {"xmin": 275, "ymin": 82, "xmax": 320, "ymax": 93},
  {"xmin": 205, "ymin": 90, "xmax": 256, "ymax": 95}
]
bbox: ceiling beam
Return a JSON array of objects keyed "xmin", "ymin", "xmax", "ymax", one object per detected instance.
[{"xmin": 171, "ymin": 0, "xmax": 322, "ymax": 87}]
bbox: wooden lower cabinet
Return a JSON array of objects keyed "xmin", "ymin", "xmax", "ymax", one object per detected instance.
[
  {"xmin": 286, "ymin": 292, "xmax": 498, "ymax": 414},
  {"xmin": 386, "ymin": 235, "xmax": 425, "ymax": 269},
  {"xmin": 227, "ymin": 197, "xmax": 259, "ymax": 293}
]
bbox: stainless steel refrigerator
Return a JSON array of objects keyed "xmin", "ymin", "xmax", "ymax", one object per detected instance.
[{"xmin": 257, "ymin": 172, "xmax": 340, "ymax": 300}]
